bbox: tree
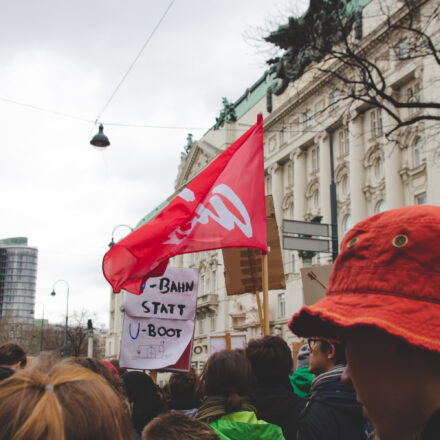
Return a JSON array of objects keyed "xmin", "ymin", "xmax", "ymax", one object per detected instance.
[
  {"xmin": 0, "ymin": 308, "xmax": 106, "ymax": 359},
  {"xmin": 264, "ymin": 0, "xmax": 439, "ymax": 138}
]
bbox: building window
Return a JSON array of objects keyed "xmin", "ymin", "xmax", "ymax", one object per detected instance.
[
  {"xmin": 280, "ymin": 127, "xmax": 287, "ymax": 144},
  {"xmin": 374, "ymin": 157, "xmax": 384, "ymax": 181},
  {"xmin": 407, "ymin": 83, "xmax": 421, "ymax": 115},
  {"xmin": 311, "ymin": 147, "xmax": 319, "ymax": 172},
  {"xmin": 278, "ymin": 293, "xmax": 286, "ymax": 318},
  {"xmin": 211, "ymin": 270, "xmax": 217, "ymax": 293},
  {"xmin": 341, "ymin": 174, "xmax": 350, "ymax": 196},
  {"xmin": 200, "ymin": 275, "xmax": 205, "ymax": 295},
  {"xmin": 375, "ymin": 200, "xmax": 386, "ymax": 214},
  {"xmin": 398, "ymin": 39, "xmax": 410, "ymax": 60},
  {"xmin": 339, "ymin": 128, "xmax": 350, "ymax": 156},
  {"xmin": 290, "ymin": 118, "xmax": 299, "ymax": 138},
  {"xmin": 371, "ymin": 109, "xmax": 383, "ymax": 137},
  {"xmin": 342, "ymin": 215, "xmax": 353, "ymax": 235},
  {"xmin": 413, "ymin": 136, "xmax": 424, "ymax": 167},
  {"xmin": 330, "ymin": 90, "xmax": 339, "ymax": 106},
  {"xmin": 198, "ymin": 318, "xmax": 204, "ymax": 335},
  {"xmin": 304, "ymin": 110, "xmax": 312, "ymax": 128},
  {"xmin": 415, "ymin": 192, "xmax": 427, "ymax": 205},
  {"xmin": 265, "ymin": 174, "xmax": 272, "ymax": 195},
  {"xmin": 210, "ymin": 315, "xmax": 217, "ymax": 332},
  {"xmin": 287, "ymin": 162, "xmax": 294, "ymax": 186}
]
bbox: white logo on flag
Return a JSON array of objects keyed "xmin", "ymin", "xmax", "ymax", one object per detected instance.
[{"xmin": 164, "ymin": 184, "xmax": 253, "ymax": 245}]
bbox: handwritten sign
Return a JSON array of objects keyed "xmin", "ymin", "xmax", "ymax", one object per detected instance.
[{"xmin": 120, "ymin": 267, "xmax": 198, "ymax": 370}]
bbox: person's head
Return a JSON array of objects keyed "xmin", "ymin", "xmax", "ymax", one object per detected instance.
[
  {"xmin": 246, "ymin": 336, "xmax": 293, "ymax": 386},
  {"xmin": 296, "ymin": 344, "xmax": 310, "ymax": 370},
  {"xmin": 121, "ymin": 371, "xmax": 167, "ymax": 433},
  {"xmin": 0, "ymin": 342, "xmax": 26, "ymax": 370},
  {"xmin": 0, "ymin": 363, "xmax": 135, "ymax": 440},
  {"xmin": 341, "ymin": 326, "xmax": 440, "ymax": 439},
  {"xmin": 288, "ymin": 206, "xmax": 440, "ymax": 439},
  {"xmin": 102, "ymin": 359, "xmax": 119, "ymax": 376},
  {"xmin": 169, "ymin": 368, "xmax": 199, "ymax": 403},
  {"xmin": 200, "ymin": 349, "xmax": 254, "ymax": 413},
  {"xmin": 307, "ymin": 338, "xmax": 345, "ymax": 376},
  {"xmin": 65, "ymin": 356, "xmax": 128, "ymax": 410},
  {"xmin": 109, "ymin": 358, "xmax": 127, "ymax": 376},
  {"xmin": 142, "ymin": 412, "xmax": 220, "ymax": 440}
]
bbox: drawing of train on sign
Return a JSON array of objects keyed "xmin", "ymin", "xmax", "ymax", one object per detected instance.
[{"xmin": 134, "ymin": 342, "xmax": 166, "ymax": 359}]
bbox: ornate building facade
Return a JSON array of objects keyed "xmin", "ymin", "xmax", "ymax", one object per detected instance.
[{"xmin": 106, "ymin": 0, "xmax": 439, "ymax": 366}]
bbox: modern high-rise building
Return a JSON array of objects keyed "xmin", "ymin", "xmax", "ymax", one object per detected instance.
[{"xmin": 0, "ymin": 237, "xmax": 38, "ymax": 325}]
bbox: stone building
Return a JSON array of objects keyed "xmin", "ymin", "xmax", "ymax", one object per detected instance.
[{"xmin": 106, "ymin": 0, "xmax": 439, "ymax": 366}]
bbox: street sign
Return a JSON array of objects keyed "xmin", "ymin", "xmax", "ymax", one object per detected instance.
[
  {"xmin": 282, "ymin": 219, "xmax": 330, "ymax": 237},
  {"xmin": 283, "ymin": 235, "xmax": 330, "ymax": 252}
]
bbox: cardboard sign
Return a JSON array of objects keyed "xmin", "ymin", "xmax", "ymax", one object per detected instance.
[
  {"xmin": 300, "ymin": 264, "xmax": 333, "ymax": 306},
  {"xmin": 208, "ymin": 333, "xmax": 247, "ymax": 355},
  {"xmin": 120, "ymin": 267, "xmax": 198, "ymax": 370},
  {"xmin": 223, "ymin": 196, "xmax": 285, "ymax": 295}
]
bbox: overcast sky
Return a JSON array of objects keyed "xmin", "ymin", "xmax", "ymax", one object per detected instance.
[{"xmin": 0, "ymin": 0, "xmax": 307, "ymax": 327}]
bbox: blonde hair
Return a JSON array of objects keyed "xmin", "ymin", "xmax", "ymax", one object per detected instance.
[{"xmin": 0, "ymin": 364, "xmax": 135, "ymax": 440}]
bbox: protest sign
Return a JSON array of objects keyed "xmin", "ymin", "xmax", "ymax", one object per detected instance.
[
  {"xmin": 223, "ymin": 196, "xmax": 285, "ymax": 295},
  {"xmin": 208, "ymin": 333, "xmax": 247, "ymax": 355},
  {"xmin": 120, "ymin": 267, "xmax": 198, "ymax": 370},
  {"xmin": 300, "ymin": 264, "xmax": 333, "ymax": 306}
]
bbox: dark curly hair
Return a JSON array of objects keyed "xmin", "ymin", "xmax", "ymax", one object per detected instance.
[
  {"xmin": 0, "ymin": 343, "xmax": 26, "ymax": 367},
  {"xmin": 246, "ymin": 336, "xmax": 293, "ymax": 387}
]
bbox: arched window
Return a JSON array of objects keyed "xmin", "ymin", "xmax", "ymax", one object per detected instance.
[
  {"xmin": 374, "ymin": 158, "xmax": 384, "ymax": 181},
  {"xmin": 375, "ymin": 200, "xmax": 386, "ymax": 214},
  {"xmin": 311, "ymin": 147, "xmax": 319, "ymax": 172},
  {"xmin": 341, "ymin": 174, "xmax": 350, "ymax": 196},
  {"xmin": 265, "ymin": 174, "xmax": 272, "ymax": 195},
  {"xmin": 413, "ymin": 136, "xmax": 424, "ymax": 167},
  {"xmin": 342, "ymin": 215, "xmax": 353, "ymax": 235}
]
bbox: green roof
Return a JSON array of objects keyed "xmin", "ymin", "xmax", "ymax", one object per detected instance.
[
  {"xmin": 233, "ymin": 70, "xmax": 277, "ymax": 119},
  {"xmin": 135, "ymin": 199, "xmax": 170, "ymax": 229}
]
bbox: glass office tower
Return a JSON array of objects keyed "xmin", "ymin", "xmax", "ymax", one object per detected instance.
[{"xmin": 0, "ymin": 237, "xmax": 38, "ymax": 325}]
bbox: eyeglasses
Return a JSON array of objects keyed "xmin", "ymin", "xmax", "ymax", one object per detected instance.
[{"xmin": 307, "ymin": 339, "xmax": 321, "ymax": 350}]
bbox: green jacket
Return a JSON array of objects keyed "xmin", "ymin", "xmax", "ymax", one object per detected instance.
[
  {"xmin": 290, "ymin": 366, "xmax": 314, "ymax": 398},
  {"xmin": 209, "ymin": 411, "xmax": 285, "ymax": 440}
]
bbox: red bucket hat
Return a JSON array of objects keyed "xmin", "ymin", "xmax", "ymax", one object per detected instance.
[{"xmin": 289, "ymin": 205, "xmax": 440, "ymax": 354}]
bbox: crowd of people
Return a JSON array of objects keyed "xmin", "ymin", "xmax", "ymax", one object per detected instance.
[
  {"xmin": 0, "ymin": 337, "xmax": 367, "ymax": 440},
  {"xmin": 0, "ymin": 205, "xmax": 438, "ymax": 440}
]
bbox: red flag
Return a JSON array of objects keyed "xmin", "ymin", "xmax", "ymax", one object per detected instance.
[{"xmin": 103, "ymin": 115, "xmax": 267, "ymax": 294}]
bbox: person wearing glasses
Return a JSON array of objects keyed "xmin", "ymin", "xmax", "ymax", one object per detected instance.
[
  {"xmin": 297, "ymin": 338, "xmax": 366, "ymax": 439},
  {"xmin": 289, "ymin": 205, "xmax": 440, "ymax": 439}
]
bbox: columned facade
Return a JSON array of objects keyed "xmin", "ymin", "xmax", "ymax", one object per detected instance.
[{"xmin": 106, "ymin": 0, "xmax": 439, "ymax": 368}]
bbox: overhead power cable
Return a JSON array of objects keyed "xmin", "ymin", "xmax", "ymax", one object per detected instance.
[
  {"xmin": 0, "ymin": 97, "xmax": 94, "ymax": 124},
  {"xmin": 93, "ymin": 0, "xmax": 176, "ymax": 123}
]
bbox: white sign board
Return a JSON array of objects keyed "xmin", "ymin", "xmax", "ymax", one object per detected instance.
[
  {"xmin": 208, "ymin": 333, "xmax": 247, "ymax": 355},
  {"xmin": 120, "ymin": 267, "xmax": 198, "ymax": 370}
]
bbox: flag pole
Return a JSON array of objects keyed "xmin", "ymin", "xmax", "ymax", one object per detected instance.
[
  {"xmin": 150, "ymin": 370, "xmax": 157, "ymax": 384},
  {"xmin": 255, "ymin": 290, "xmax": 265, "ymax": 335},
  {"xmin": 262, "ymin": 252, "xmax": 270, "ymax": 335},
  {"xmin": 226, "ymin": 332, "xmax": 232, "ymax": 350}
]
